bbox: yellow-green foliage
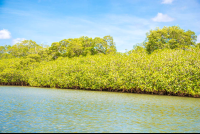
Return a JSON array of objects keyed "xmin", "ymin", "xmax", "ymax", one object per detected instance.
[
  {"xmin": 145, "ymin": 26, "xmax": 197, "ymax": 54},
  {"xmin": 0, "ymin": 47, "xmax": 200, "ymax": 97},
  {"xmin": 0, "ymin": 58, "xmax": 39, "ymax": 84}
]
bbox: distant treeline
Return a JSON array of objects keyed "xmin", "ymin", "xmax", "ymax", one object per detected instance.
[
  {"xmin": 0, "ymin": 35, "xmax": 117, "ymax": 60},
  {"xmin": 0, "ymin": 26, "xmax": 200, "ymax": 97}
]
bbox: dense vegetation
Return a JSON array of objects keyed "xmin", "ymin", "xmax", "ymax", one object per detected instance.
[
  {"xmin": 0, "ymin": 26, "xmax": 200, "ymax": 97},
  {"xmin": 0, "ymin": 35, "xmax": 116, "ymax": 60},
  {"xmin": 144, "ymin": 26, "xmax": 197, "ymax": 54}
]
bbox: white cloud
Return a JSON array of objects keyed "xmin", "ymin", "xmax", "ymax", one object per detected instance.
[
  {"xmin": 162, "ymin": 0, "xmax": 174, "ymax": 4},
  {"xmin": 197, "ymin": 35, "xmax": 200, "ymax": 43},
  {"xmin": 0, "ymin": 29, "xmax": 11, "ymax": 39},
  {"xmin": 12, "ymin": 38, "xmax": 26, "ymax": 45},
  {"xmin": 152, "ymin": 13, "xmax": 174, "ymax": 22}
]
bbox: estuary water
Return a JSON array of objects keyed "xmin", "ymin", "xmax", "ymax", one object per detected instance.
[{"xmin": 0, "ymin": 86, "xmax": 200, "ymax": 133}]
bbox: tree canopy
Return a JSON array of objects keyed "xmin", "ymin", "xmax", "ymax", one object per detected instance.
[
  {"xmin": 144, "ymin": 26, "xmax": 197, "ymax": 54},
  {"xmin": 48, "ymin": 35, "xmax": 116, "ymax": 59},
  {"xmin": 0, "ymin": 35, "xmax": 117, "ymax": 60}
]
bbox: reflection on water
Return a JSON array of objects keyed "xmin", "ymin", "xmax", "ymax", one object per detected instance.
[{"xmin": 0, "ymin": 86, "xmax": 200, "ymax": 132}]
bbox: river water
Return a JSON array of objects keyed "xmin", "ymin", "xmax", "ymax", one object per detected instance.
[{"xmin": 0, "ymin": 86, "xmax": 200, "ymax": 132}]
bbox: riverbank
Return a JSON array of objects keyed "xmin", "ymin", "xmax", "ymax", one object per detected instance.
[{"xmin": 1, "ymin": 83, "xmax": 199, "ymax": 98}]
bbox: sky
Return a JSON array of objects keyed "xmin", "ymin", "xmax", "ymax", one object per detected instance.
[{"xmin": 0, "ymin": 0, "xmax": 200, "ymax": 52}]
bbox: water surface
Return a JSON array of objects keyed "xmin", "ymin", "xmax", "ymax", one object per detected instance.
[{"xmin": 0, "ymin": 86, "xmax": 200, "ymax": 132}]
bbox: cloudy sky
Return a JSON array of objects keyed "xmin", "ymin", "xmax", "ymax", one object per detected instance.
[{"xmin": 0, "ymin": 0, "xmax": 200, "ymax": 52}]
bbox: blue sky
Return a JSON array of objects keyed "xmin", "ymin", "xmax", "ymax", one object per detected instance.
[{"xmin": 0, "ymin": 0, "xmax": 200, "ymax": 52}]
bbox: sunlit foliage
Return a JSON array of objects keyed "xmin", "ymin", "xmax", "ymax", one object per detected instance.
[
  {"xmin": 144, "ymin": 26, "xmax": 197, "ymax": 54},
  {"xmin": 0, "ymin": 29, "xmax": 199, "ymax": 97},
  {"xmin": 0, "ymin": 46, "xmax": 199, "ymax": 97},
  {"xmin": 48, "ymin": 35, "xmax": 117, "ymax": 59}
]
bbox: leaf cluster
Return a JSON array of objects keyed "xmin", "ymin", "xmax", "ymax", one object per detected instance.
[{"xmin": 144, "ymin": 26, "xmax": 197, "ymax": 54}]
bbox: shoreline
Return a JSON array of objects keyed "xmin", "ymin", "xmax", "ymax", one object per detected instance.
[{"xmin": 1, "ymin": 82, "xmax": 199, "ymax": 98}]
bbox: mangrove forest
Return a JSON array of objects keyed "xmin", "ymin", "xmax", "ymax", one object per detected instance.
[{"xmin": 0, "ymin": 26, "xmax": 200, "ymax": 97}]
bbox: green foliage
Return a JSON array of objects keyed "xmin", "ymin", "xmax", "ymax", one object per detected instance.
[
  {"xmin": 0, "ymin": 40, "xmax": 50, "ymax": 60},
  {"xmin": 7, "ymin": 40, "xmax": 42, "ymax": 57},
  {"xmin": 48, "ymin": 35, "xmax": 117, "ymax": 59},
  {"xmin": 0, "ymin": 46, "xmax": 199, "ymax": 97},
  {"xmin": 196, "ymin": 43, "xmax": 200, "ymax": 48},
  {"xmin": 0, "ymin": 32, "xmax": 199, "ymax": 97},
  {"xmin": 144, "ymin": 26, "xmax": 197, "ymax": 54},
  {"xmin": 26, "ymin": 54, "xmax": 41, "ymax": 62},
  {"xmin": 0, "ymin": 45, "xmax": 13, "ymax": 59}
]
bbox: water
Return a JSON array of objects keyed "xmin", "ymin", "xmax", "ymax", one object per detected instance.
[{"xmin": 0, "ymin": 86, "xmax": 200, "ymax": 133}]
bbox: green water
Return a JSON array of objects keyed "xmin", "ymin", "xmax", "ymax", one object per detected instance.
[{"xmin": 0, "ymin": 86, "xmax": 200, "ymax": 133}]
